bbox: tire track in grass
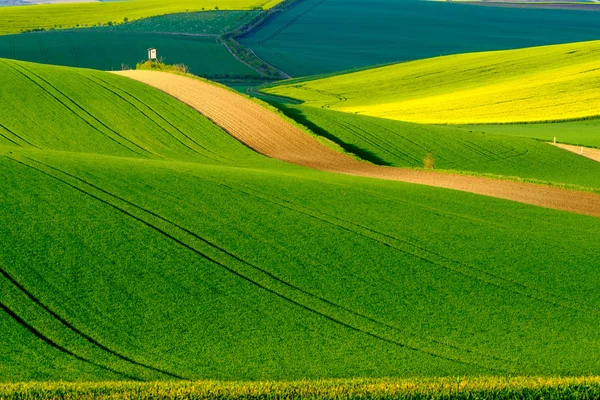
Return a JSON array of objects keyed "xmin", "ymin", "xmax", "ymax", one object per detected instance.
[
  {"xmin": 0, "ymin": 302, "xmax": 141, "ymax": 381},
  {"xmin": 30, "ymin": 157, "xmax": 522, "ymax": 371},
  {"xmin": 259, "ymin": 0, "xmax": 328, "ymax": 46},
  {"xmin": 0, "ymin": 221, "xmax": 187, "ymax": 380},
  {"xmin": 216, "ymin": 177, "xmax": 589, "ymax": 315},
  {"xmin": 10, "ymin": 156, "xmax": 506, "ymax": 374},
  {"xmin": 0, "ymin": 122, "xmax": 37, "ymax": 148},
  {"xmin": 85, "ymin": 75, "xmax": 204, "ymax": 158},
  {"xmin": 64, "ymin": 33, "xmax": 81, "ymax": 68},
  {"xmin": 4, "ymin": 61, "xmax": 155, "ymax": 158},
  {"xmin": 88, "ymin": 75, "xmax": 232, "ymax": 163}
]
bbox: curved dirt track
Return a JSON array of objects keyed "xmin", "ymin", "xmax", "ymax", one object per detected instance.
[{"xmin": 116, "ymin": 70, "xmax": 600, "ymax": 218}]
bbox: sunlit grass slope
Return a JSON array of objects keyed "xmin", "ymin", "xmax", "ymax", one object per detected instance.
[
  {"xmin": 0, "ymin": 0, "xmax": 281, "ymax": 35},
  {"xmin": 278, "ymin": 105, "xmax": 600, "ymax": 191},
  {"xmin": 265, "ymin": 41, "xmax": 600, "ymax": 124},
  {"xmin": 460, "ymin": 118, "xmax": 600, "ymax": 148},
  {"xmin": 2, "ymin": 59, "xmax": 600, "ymax": 382}
]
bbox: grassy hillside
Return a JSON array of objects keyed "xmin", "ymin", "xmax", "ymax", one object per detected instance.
[
  {"xmin": 2, "ymin": 59, "xmax": 600, "ymax": 382},
  {"xmin": 460, "ymin": 119, "xmax": 600, "ymax": 148},
  {"xmin": 0, "ymin": 11, "xmax": 261, "ymax": 79},
  {"xmin": 275, "ymin": 105, "xmax": 600, "ymax": 190},
  {"xmin": 240, "ymin": 0, "xmax": 600, "ymax": 77},
  {"xmin": 0, "ymin": 0, "xmax": 282, "ymax": 35},
  {"xmin": 265, "ymin": 41, "xmax": 600, "ymax": 124}
]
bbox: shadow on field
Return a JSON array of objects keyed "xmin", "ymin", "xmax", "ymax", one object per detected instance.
[{"xmin": 267, "ymin": 101, "xmax": 392, "ymax": 166}]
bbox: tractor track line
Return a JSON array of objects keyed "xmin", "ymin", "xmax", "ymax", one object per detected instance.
[
  {"xmin": 90, "ymin": 75, "xmax": 231, "ymax": 163},
  {"xmin": 1, "ymin": 61, "xmax": 148, "ymax": 158},
  {"xmin": 22, "ymin": 155, "xmax": 513, "ymax": 369},
  {"xmin": 86, "ymin": 75, "xmax": 204, "ymax": 158},
  {"xmin": 0, "ymin": 122, "xmax": 37, "ymax": 148},
  {"xmin": 12, "ymin": 157, "xmax": 503, "ymax": 373},
  {"xmin": 212, "ymin": 176, "xmax": 582, "ymax": 316},
  {"xmin": 13, "ymin": 62, "xmax": 155, "ymax": 158},
  {"xmin": 0, "ymin": 301, "xmax": 141, "ymax": 381},
  {"xmin": 0, "ymin": 216, "xmax": 187, "ymax": 380}
]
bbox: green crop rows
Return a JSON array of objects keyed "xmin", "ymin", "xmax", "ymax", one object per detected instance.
[
  {"xmin": 0, "ymin": 0, "xmax": 282, "ymax": 35},
  {"xmin": 461, "ymin": 119, "xmax": 600, "ymax": 149},
  {"xmin": 0, "ymin": 11, "xmax": 262, "ymax": 79},
  {"xmin": 240, "ymin": 0, "xmax": 600, "ymax": 77},
  {"xmin": 273, "ymin": 104, "xmax": 600, "ymax": 191},
  {"xmin": 1, "ymin": 59, "xmax": 600, "ymax": 383}
]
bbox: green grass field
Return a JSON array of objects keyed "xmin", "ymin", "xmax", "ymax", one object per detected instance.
[
  {"xmin": 0, "ymin": 0, "xmax": 282, "ymax": 35},
  {"xmin": 459, "ymin": 119, "xmax": 600, "ymax": 148},
  {"xmin": 0, "ymin": 11, "xmax": 261, "ymax": 79},
  {"xmin": 264, "ymin": 40, "xmax": 600, "ymax": 124},
  {"xmin": 274, "ymin": 104, "xmax": 600, "ymax": 191},
  {"xmin": 240, "ymin": 0, "xmax": 600, "ymax": 77},
  {"xmin": 2, "ymin": 59, "xmax": 600, "ymax": 384}
]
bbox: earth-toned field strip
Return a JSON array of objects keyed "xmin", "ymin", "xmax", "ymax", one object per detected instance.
[
  {"xmin": 0, "ymin": 0, "xmax": 282, "ymax": 35},
  {"xmin": 264, "ymin": 41, "xmax": 600, "ymax": 124},
  {"xmin": 240, "ymin": 0, "xmax": 600, "ymax": 77},
  {"xmin": 552, "ymin": 143, "xmax": 600, "ymax": 163},
  {"xmin": 3, "ymin": 59, "xmax": 600, "ymax": 381},
  {"xmin": 461, "ymin": 118, "xmax": 600, "ymax": 148},
  {"xmin": 0, "ymin": 11, "xmax": 262, "ymax": 78},
  {"xmin": 272, "ymin": 104, "xmax": 600, "ymax": 190},
  {"xmin": 119, "ymin": 70, "xmax": 600, "ymax": 216},
  {"xmin": 5, "ymin": 377, "xmax": 600, "ymax": 399}
]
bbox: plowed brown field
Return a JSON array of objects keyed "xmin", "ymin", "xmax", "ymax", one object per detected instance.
[
  {"xmin": 552, "ymin": 143, "xmax": 600, "ymax": 163},
  {"xmin": 116, "ymin": 70, "xmax": 600, "ymax": 218}
]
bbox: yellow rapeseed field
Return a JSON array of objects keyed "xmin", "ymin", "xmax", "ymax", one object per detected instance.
[{"xmin": 266, "ymin": 40, "xmax": 600, "ymax": 124}]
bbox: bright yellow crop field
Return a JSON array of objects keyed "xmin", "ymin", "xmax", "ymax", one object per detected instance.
[
  {"xmin": 265, "ymin": 41, "xmax": 600, "ymax": 124},
  {"xmin": 0, "ymin": 0, "xmax": 282, "ymax": 35}
]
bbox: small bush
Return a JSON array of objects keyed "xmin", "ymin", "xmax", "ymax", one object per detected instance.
[
  {"xmin": 424, "ymin": 153, "xmax": 435, "ymax": 169},
  {"xmin": 135, "ymin": 60, "xmax": 190, "ymax": 74}
]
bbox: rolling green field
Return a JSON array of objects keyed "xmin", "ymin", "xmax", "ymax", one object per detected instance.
[
  {"xmin": 0, "ymin": 0, "xmax": 282, "ymax": 35},
  {"xmin": 264, "ymin": 41, "xmax": 600, "ymax": 124},
  {"xmin": 2, "ymin": 59, "xmax": 600, "ymax": 383},
  {"xmin": 240, "ymin": 0, "xmax": 600, "ymax": 77},
  {"xmin": 0, "ymin": 11, "xmax": 261, "ymax": 79},
  {"xmin": 274, "ymin": 104, "xmax": 600, "ymax": 190},
  {"xmin": 460, "ymin": 119, "xmax": 600, "ymax": 148}
]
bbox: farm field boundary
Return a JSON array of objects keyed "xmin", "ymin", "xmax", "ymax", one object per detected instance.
[
  {"xmin": 117, "ymin": 70, "xmax": 600, "ymax": 217},
  {"xmin": 263, "ymin": 40, "xmax": 600, "ymax": 124},
  {"xmin": 552, "ymin": 143, "xmax": 600, "ymax": 163},
  {"xmin": 4, "ymin": 377, "xmax": 600, "ymax": 399},
  {"xmin": 240, "ymin": 0, "xmax": 600, "ymax": 77}
]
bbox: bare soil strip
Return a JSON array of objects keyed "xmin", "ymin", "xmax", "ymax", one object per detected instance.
[
  {"xmin": 551, "ymin": 143, "xmax": 600, "ymax": 163},
  {"xmin": 116, "ymin": 70, "xmax": 600, "ymax": 218}
]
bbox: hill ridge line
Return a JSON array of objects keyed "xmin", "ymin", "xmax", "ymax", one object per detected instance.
[{"xmin": 115, "ymin": 70, "xmax": 600, "ymax": 218}]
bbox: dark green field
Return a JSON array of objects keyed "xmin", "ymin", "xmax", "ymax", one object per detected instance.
[
  {"xmin": 240, "ymin": 0, "xmax": 600, "ymax": 76},
  {"xmin": 2, "ymin": 59, "xmax": 600, "ymax": 383},
  {"xmin": 0, "ymin": 11, "xmax": 261, "ymax": 79}
]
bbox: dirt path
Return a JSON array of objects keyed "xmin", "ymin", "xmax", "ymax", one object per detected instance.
[
  {"xmin": 116, "ymin": 70, "xmax": 600, "ymax": 218},
  {"xmin": 551, "ymin": 143, "xmax": 600, "ymax": 163}
]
